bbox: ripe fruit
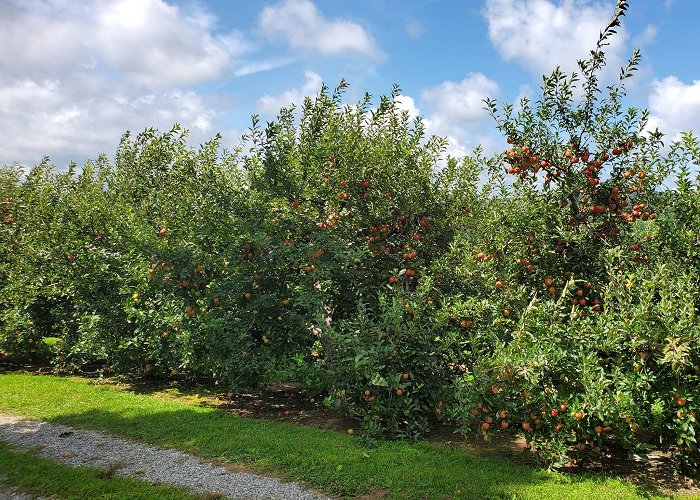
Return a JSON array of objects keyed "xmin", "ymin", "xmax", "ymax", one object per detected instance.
[
  {"xmin": 395, "ymin": 389, "xmax": 404, "ymax": 397},
  {"xmin": 676, "ymin": 397, "xmax": 687, "ymax": 406},
  {"xmin": 503, "ymin": 309, "xmax": 511, "ymax": 317},
  {"xmin": 496, "ymin": 280, "xmax": 506, "ymax": 288},
  {"xmin": 402, "ymin": 373, "xmax": 410, "ymax": 380},
  {"xmin": 459, "ymin": 320, "xmax": 472, "ymax": 329},
  {"xmin": 594, "ymin": 425, "xmax": 603, "ymax": 434},
  {"xmin": 482, "ymin": 422, "xmax": 490, "ymax": 431},
  {"xmin": 544, "ymin": 277, "xmax": 553, "ymax": 286},
  {"xmin": 361, "ymin": 180, "xmax": 370, "ymax": 188},
  {"xmin": 184, "ymin": 305, "xmax": 195, "ymax": 318},
  {"xmin": 159, "ymin": 228, "xmax": 168, "ymax": 235},
  {"xmin": 491, "ymin": 385, "xmax": 500, "ymax": 394},
  {"xmin": 501, "ymin": 420, "xmax": 509, "ymax": 430},
  {"xmin": 574, "ymin": 411, "xmax": 584, "ymax": 420},
  {"xmin": 292, "ymin": 198, "xmax": 300, "ymax": 209},
  {"xmin": 550, "ymin": 409, "xmax": 559, "ymax": 418}
]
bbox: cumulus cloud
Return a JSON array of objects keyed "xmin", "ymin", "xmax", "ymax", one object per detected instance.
[
  {"xmin": 91, "ymin": 0, "xmax": 248, "ymax": 87},
  {"xmin": 256, "ymin": 70, "xmax": 324, "ymax": 116},
  {"xmin": 647, "ymin": 76, "xmax": 700, "ymax": 140},
  {"xmin": 393, "ymin": 95, "xmax": 423, "ymax": 123},
  {"xmin": 417, "ymin": 73, "xmax": 503, "ymax": 157},
  {"xmin": 0, "ymin": 0, "xmax": 248, "ymax": 168},
  {"xmin": 259, "ymin": 0, "xmax": 381, "ymax": 59},
  {"xmin": 483, "ymin": 0, "xmax": 628, "ymax": 79},
  {"xmin": 421, "ymin": 73, "xmax": 499, "ymax": 132},
  {"xmin": 0, "ymin": 0, "xmax": 248, "ymax": 87},
  {"xmin": 0, "ymin": 76, "xmax": 216, "ymax": 168}
]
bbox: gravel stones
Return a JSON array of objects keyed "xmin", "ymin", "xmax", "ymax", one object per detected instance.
[{"xmin": 0, "ymin": 414, "xmax": 329, "ymax": 500}]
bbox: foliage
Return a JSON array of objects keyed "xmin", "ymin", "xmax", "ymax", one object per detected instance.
[{"xmin": 1, "ymin": 0, "xmax": 699, "ymax": 474}]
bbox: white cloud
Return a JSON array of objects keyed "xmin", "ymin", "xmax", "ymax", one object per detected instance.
[
  {"xmin": 633, "ymin": 24, "xmax": 658, "ymax": 47},
  {"xmin": 483, "ymin": 0, "xmax": 628, "ymax": 79},
  {"xmin": 421, "ymin": 73, "xmax": 499, "ymax": 130},
  {"xmin": 648, "ymin": 76, "xmax": 700, "ymax": 140},
  {"xmin": 0, "ymin": 0, "xmax": 248, "ymax": 87},
  {"xmin": 418, "ymin": 73, "xmax": 502, "ymax": 157},
  {"xmin": 259, "ymin": 0, "xmax": 381, "ymax": 59},
  {"xmin": 0, "ymin": 0, "xmax": 251, "ymax": 168},
  {"xmin": 394, "ymin": 95, "xmax": 423, "ymax": 123},
  {"xmin": 256, "ymin": 70, "xmax": 324, "ymax": 116},
  {"xmin": 0, "ymin": 75, "xmax": 216, "ymax": 168},
  {"xmin": 92, "ymin": 0, "xmax": 248, "ymax": 87}
]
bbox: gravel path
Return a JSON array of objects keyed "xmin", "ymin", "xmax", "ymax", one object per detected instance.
[
  {"xmin": 0, "ymin": 483, "xmax": 52, "ymax": 500},
  {"xmin": 0, "ymin": 414, "xmax": 329, "ymax": 500}
]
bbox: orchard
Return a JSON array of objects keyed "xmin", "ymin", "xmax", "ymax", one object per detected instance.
[{"xmin": 1, "ymin": 0, "xmax": 699, "ymax": 475}]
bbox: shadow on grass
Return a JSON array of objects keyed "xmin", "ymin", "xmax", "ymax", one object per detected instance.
[{"xmin": 42, "ymin": 406, "xmax": 664, "ymax": 500}]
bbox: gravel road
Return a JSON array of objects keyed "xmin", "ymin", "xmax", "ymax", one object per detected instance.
[{"xmin": 0, "ymin": 414, "xmax": 330, "ymax": 499}]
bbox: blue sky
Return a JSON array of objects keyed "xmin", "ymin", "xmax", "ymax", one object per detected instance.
[{"xmin": 1, "ymin": 0, "xmax": 699, "ymax": 168}]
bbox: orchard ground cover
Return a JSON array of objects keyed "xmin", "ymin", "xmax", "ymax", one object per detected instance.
[
  {"xmin": 2, "ymin": 372, "xmax": 697, "ymax": 499},
  {"xmin": 1, "ymin": 0, "xmax": 699, "ymax": 483}
]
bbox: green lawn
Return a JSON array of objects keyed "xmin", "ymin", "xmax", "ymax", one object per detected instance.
[
  {"xmin": 0, "ymin": 372, "xmax": 689, "ymax": 499},
  {"xmin": 0, "ymin": 441, "xmax": 200, "ymax": 499}
]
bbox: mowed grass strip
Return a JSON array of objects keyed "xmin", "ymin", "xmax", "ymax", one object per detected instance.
[
  {"xmin": 0, "ymin": 372, "xmax": 678, "ymax": 499},
  {"xmin": 0, "ymin": 441, "xmax": 201, "ymax": 500}
]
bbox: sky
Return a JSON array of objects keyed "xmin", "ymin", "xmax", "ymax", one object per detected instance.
[{"xmin": 1, "ymin": 0, "xmax": 699, "ymax": 169}]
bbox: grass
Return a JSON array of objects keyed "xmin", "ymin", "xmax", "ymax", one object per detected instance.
[
  {"xmin": 0, "ymin": 441, "xmax": 203, "ymax": 499},
  {"xmin": 0, "ymin": 372, "xmax": 690, "ymax": 499}
]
